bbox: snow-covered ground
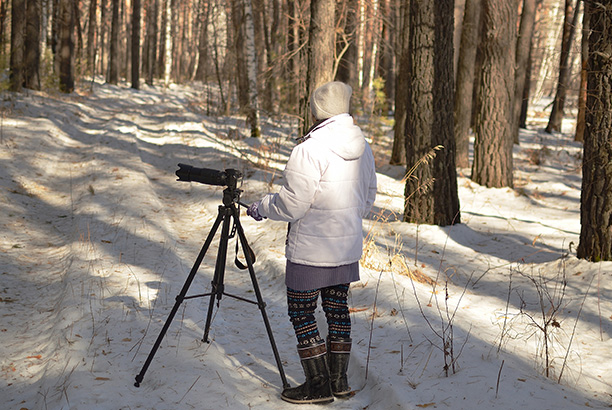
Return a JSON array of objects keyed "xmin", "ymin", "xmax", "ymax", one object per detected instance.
[{"xmin": 1, "ymin": 80, "xmax": 610, "ymax": 410}]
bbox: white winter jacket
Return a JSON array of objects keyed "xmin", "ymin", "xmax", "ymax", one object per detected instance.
[{"xmin": 258, "ymin": 114, "xmax": 377, "ymax": 266}]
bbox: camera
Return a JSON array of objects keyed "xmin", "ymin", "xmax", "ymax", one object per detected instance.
[{"xmin": 176, "ymin": 163, "xmax": 242, "ymax": 190}]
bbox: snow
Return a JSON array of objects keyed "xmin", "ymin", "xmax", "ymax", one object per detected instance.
[{"xmin": 1, "ymin": 80, "xmax": 610, "ymax": 410}]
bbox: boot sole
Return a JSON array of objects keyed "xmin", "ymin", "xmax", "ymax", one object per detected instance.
[
  {"xmin": 333, "ymin": 390, "xmax": 352, "ymax": 398},
  {"xmin": 280, "ymin": 394, "xmax": 334, "ymax": 405}
]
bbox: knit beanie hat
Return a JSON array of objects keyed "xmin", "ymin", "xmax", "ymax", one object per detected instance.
[{"xmin": 310, "ymin": 81, "xmax": 352, "ymax": 120}]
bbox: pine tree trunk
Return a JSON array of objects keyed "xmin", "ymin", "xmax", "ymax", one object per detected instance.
[
  {"xmin": 302, "ymin": 0, "xmax": 335, "ymax": 134},
  {"xmin": 10, "ymin": 0, "xmax": 26, "ymax": 91},
  {"xmin": 231, "ymin": 0, "xmax": 249, "ymax": 110},
  {"xmin": 86, "ymin": 0, "xmax": 98, "ymax": 77},
  {"xmin": 471, "ymin": 0, "xmax": 516, "ymax": 188},
  {"xmin": 335, "ymin": 0, "xmax": 358, "ymax": 88},
  {"xmin": 518, "ymin": 41, "xmax": 532, "ymax": 129},
  {"xmin": 0, "ymin": 2, "xmax": 8, "ymax": 54},
  {"xmin": 131, "ymin": 0, "xmax": 141, "ymax": 89},
  {"xmin": 404, "ymin": 0, "xmax": 460, "ymax": 226},
  {"xmin": 163, "ymin": 0, "xmax": 172, "ymax": 86},
  {"xmin": 243, "ymin": 0, "xmax": 260, "ymax": 137},
  {"xmin": 575, "ymin": 0, "xmax": 589, "ymax": 143},
  {"xmin": 108, "ymin": 0, "xmax": 119, "ymax": 84},
  {"xmin": 454, "ymin": 0, "xmax": 481, "ymax": 168},
  {"xmin": 24, "ymin": 0, "xmax": 41, "ymax": 90},
  {"xmin": 194, "ymin": 0, "xmax": 210, "ymax": 81},
  {"xmin": 58, "ymin": 0, "xmax": 74, "ymax": 93},
  {"xmin": 98, "ymin": 0, "xmax": 107, "ymax": 76},
  {"xmin": 390, "ymin": 0, "xmax": 409, "ymax": 165},
  {"xmin": 545, "ymin": 0, "xmax": 580, "ymax": 134},
  {"xmin": 144, "ymin": 0, "xmax": 158, "ymax": 85},
  {"xmin": 379, "ymin": 0, "xmax": 395, "ymax": 108},
  {"xmin": 511, "ymin": 0, "xmax": 537, "ymax": 144},
  {"xmin": 577, "ymin": 3, "xmax": 612, "ymax": 261}
]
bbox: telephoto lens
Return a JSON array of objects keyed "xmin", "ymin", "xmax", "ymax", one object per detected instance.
[{"xmin": 176, "ymin": 163, "xmax": 228, "ymax": 186}]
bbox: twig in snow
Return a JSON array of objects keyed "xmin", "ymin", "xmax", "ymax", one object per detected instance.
[
  {"xmin": 365, "ymin": 269, "xmax": 384, "ymax": 379},
  {"xmin": 177, "ymin": 375, "xmax": 201, "ymax": 404},
  {"xmin": 495, "ymin": 359, "xmax": 505, "ymax": 398},
  {"xmin": 558, "ymin": 271, "xmax": 595, "ymax": 383}
]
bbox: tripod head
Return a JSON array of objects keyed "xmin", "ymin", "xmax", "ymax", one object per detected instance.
[{"xmin": 176, "ymin": 164, "xmax": 243, "ymax": 206}]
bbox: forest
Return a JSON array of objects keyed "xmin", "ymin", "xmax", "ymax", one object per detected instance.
[
  {"xmin": 2, "ymin": 1, "xmax": 612, "ymax": 409},
  {"xmin": 3, "ymin": 0, "xmax": 612, "ymax": 260}
]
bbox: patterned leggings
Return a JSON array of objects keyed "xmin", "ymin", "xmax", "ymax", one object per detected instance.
[{"xmin": 287, "ymin": 284, "xmax": 351, "ymax": 346}]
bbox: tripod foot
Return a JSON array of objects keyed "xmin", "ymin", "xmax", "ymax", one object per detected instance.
[{"xmin": 134, "ymin": 374, "xmax": 143, "ymax": 388}]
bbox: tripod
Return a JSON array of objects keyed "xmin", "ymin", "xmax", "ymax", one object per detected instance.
[{"xmin": 134, "ymin": 181, "xmax": 289, "ymax": 389}]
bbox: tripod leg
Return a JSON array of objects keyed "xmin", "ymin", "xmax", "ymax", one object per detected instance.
[
  {"xmin": 233, "ymin": 209, "xmax": 290, "ymax": 389},
  {"xmin": 134, "ymin": 208, "xmax": 225, "ymax": 387},
  {"xmin": 202, "ymin": 206, "xmax": 233, "ymax": 343}
]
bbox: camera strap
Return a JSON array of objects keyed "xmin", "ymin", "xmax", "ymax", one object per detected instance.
[{"xmin": 233, "ymin": 220, "xmax": 256, "ymax": 270}]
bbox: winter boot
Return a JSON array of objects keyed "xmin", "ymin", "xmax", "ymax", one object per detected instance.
[
  {"xmin": 280, "ymin": 340, "xmax": 334, "ymax": 405},
  {"xmin": 327, "ymin": 337, "xmax": 352, "ymax": 397}
]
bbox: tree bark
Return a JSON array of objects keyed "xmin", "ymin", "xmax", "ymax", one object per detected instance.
[
  {"xmin": 24, "ymin": 0, "xmax": 41, "ymax": 90},
  {"xmin": 10, "ymin": 0, "xmax": 26, "ymax": 91},
  {"xmin": 471, "ymin": 0, "xmax": 516, "ymax": 188},
  {"xmin": 577, "ymin": 2, "xmax": 612, "ymax": 261},
  {"xmin": 390, "ymin": 0, "xmax": 409, "ymax": 165},
  {"xmin": 545, "ymin": 0, "xmax": 580, "ymax": 134},
  {"xmin": 194, "ymin": 0, "xmax": 210, "ymax": 82},
  {"xmin": 243, "ymin": 0, "xmax": 261, "ymax": 137},
  {"xmin": 86, "ymin": 0, "xmax": 98, "ymax": 77},
  {"xmin": 575, "ymin": 0, "xmax": 589, "ymax": 142},
  {"xmin": 131, "ymin": 0, "xmax": 141, "ymax": 89},
  {"xmin": 454, "ymin": 0, "xmax": 481, "ymax": 168},
  {"xmin": 511, "ymin": 0, "xmax": 537, "ymax": 144},
  {"xmin": 144, "ymin": 0, "xmax": 158, "ymax": 85},
  {"xmin": 58, "ymin": 0, "xmax": 74, "ymax": 93},
  {"xmin": 108, "ymin": 0, "xmax": 119, "ymax": 84},
  {"xmin": 231, "ymin": 0, "xmax": 250, "ymax": 110},
  {"xmin": 335, "ymin": 0, "xmax": 358, "ymax": 88},
  {"xmin": 163, "ymin": 0, "xmax": 172, "ymax": 86},
  {"xmin": 302, "ymin": 0, "xmax": 335, "ymax": 134},
  {"xmin": 403, "ymin": 0, "xmax": 460, "ymax": 226}
]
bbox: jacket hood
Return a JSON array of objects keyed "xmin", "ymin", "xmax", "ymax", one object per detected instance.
[{"xmin": 308, "ymin": 114, "xmax": 365, "ymax": 161}]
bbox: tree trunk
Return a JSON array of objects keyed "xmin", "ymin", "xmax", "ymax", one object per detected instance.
[
  {"xmin": 132, "ymin": 0, "xmax": 141, "ymax": 89},
  {"xmin": 335, "ymin": 0, "xmax": 358, "ymax": 88},
  {"xmin": 379, "ymin": 0, "xmax": 395, "ymax": 108},
  {"xmin": 545, "ymin": 0, "xmax": 580, "ymax": 134},
  {"xmin": 231, "ymin": 0, "xmax": 249, "ymax": 110},
  {"xmin": 24, "ymin": 0, "xmax": 41, "ymax": 90},
  {"xmin": 58, "ymin": 0, "xmax": 74, "ymax": 93},
  {"xmin": 390, "ymin": 0, "xmax": 409, "ymax": 165},
  {"xmin": 243, "ymin": 0, "xmax": 261, "ymax": 137},
  {"xmin": 519, "ymin": 40, "xmax": 532, "ymax": 129},
  {"xmin": 86, "ymin": 0, "xmax": 98, "ymax": 77},
  {"xmin": 302, "ymin": 0, "xmax": 335, "ymax": 134},
  {"xmin": 144, "ymin": 0, "xmax": 158, "ymax": 85},
  {"xmin": 403, "ymin": 0, "xmax": 460, "ymax": 226},
  {"xmin": 107, "ymin": 0, "xmax": 119, "ymax": 84},
  {"xmin": 10, "ymin": 0, "xmax": 26, "ymax": 91},
  {"xmin": 0, "ymin": 1, "xmax": 9, "ymax": 56},
  {"xmin": 194, "ymin": 0, "xmax": 210, "ymax": 82},
  {"xmin": 575, "ymin": 0, "xmax": 589, "ymax": 142},
  {"xmin": 471, "ymin": 0, "xmax": 516, "ymax": 188},
  {"xmin": 454, "ymin": 0, "xmax": 481, "ymax": 168},
  {"xmin": 511, "ymin": 0, "xmax": 537, "ymax": 144},
  {"xmin": 163, "ymin": 0, "xmax": 171, "ymax": 86},
  {"xmin": 577, "ymin": 3, "xmax": 612, "ymax": 261},
  {"xmin": 98, "ymin": 0, "xmax": 107, "ymax": 76}
]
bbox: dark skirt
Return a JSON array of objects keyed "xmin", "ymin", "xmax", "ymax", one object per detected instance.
[{"xmin": 285, "ymin": 260, "xmax": 360, "ymax": 291}]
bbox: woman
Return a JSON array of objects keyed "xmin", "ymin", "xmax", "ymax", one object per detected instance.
[{"xmin": 247, "ymin": 81, "xmax": 377, "ymax": 404}]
